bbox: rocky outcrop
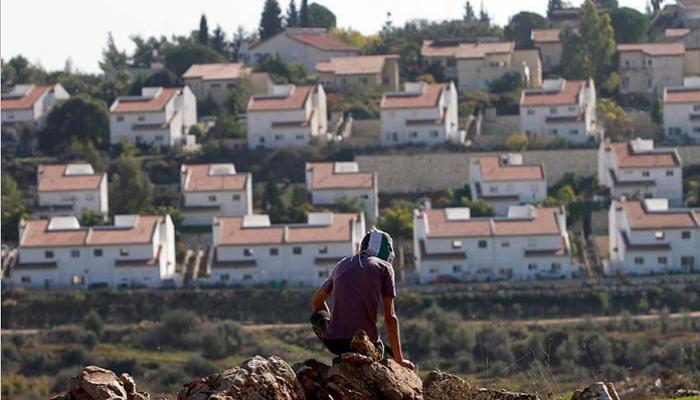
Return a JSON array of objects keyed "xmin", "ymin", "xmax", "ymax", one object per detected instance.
[
  {"xmin": 423, "ymin": 371, "xmax": 540, "ymax": 400},
  {"xmin": 570, "ymin": 382, "xmax": 620, "ymax": 400},
  {"xmin": 50, "ymin": 366, "xmax": 149, "ymax": 400},
  {"xmin": 177, "ymin": 356, "xmax": 305, "ymax": 400}
]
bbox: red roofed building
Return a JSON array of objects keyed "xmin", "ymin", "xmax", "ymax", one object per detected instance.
[
  {"xmin": 35, "ymin": 164, "xmax": 108, "ymax": 219},
  {"xmin": 1, "ymin": 84, "xmax": 69, "ymax": 135},
  {"xmin": 469, "ymin": 154, "xmax": 547, "ymax": 215},
  {"xmin": 246, "ymin": 84, "xmax": 327, "ymax": 149},
  {"xmin": 205, "ymin": 212, "xmax": 365, "ymax": 286},
  {"xmin": 598, "ymin": 138, "xmax": 683, "ymax": 205},
  {"xmin": 380, "ymin": 82, "xmax": 463, "ymax": 146},
  {"xmin": 520, "ymin": 78, "xmax": 600, "ymax": 143},
  {"xmin": 618, "ymin": 43, "xmax": 686, "ymax": 94},
  {"xmin": 607, "ymin": 198, "xmax": 699, "ymax": 276},
  {"xmin": 109, "ymin": 86, "xmax": 197, "ymax": 147},
  {"xmin": 180, "ymin": 164, "xmax": 253, "ymax": 226},
  {"xmin": 420, "ymin": 38, "xmax": 542, "ymax": 91},
  {"xmin": 12, "ymin": 215, "xmax": 178, "ymax": 289},
  {"xmin": 663, "ymin": 79, "xmax": 700, "ymax": 141},
  {"xmin": 316, "ymin": 54, "xmax": 400, "ymax": 91},
  {"xmin": 414, "ymin": 205, "xmax": 575, "ymax": 283},
  {"xmin": 531, "ymin": 29, "xmax": 562, "ymax": 72},
  {"xmin": 246, "ymin": 28, "xmax": 358, "ymax": 73},
  {"xmin": 305, "ymin": 162, "xmax": 378, "ymax": 223},
  {"xmin": 182, "ymin": 63, "xmax": 273, "ymax": 103}
]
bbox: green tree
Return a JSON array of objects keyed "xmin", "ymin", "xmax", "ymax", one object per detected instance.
[
  {"xmin": 99, "ymin": 33, "xmax": 128, "ymax": 75},
  {"xmin": 556, "ymin": 185, "xmax": 576, "ymax": 206},
  {"xmin": 464, "ymin": 1, "xmax": 476, "ymax": 21},
  {"xmin": 211, "ymin": 26, "xmax": 227, "ymax": 54},
  {"xmin": 460, "ymin": 198, "xmax": 495, "ymax": 217},
  {"xmin": 1, "ymin": 174, "xmax": 28, "ymax": 242},
  {"xmin": 487, "ymin": 71, "xmax": 523, "ymax": 93},
  {"xmin": 254, "ymin": 54, "xmax": 307, "ymax": 83},
  {"xmin": 130, "ymin": 35, "xmax": 163, "ymax": 68},
  {"xmin": 198, "ymin": 14, "xmax": 209, "ymax": 46},
  {"xmin": 597, "ymin": 98, "xmax": 633, "ymax": 141},
  {"xmin": 610, "ymin": 7, "xmax": 649, "ymax": 44},
  {"xmin": 308, "ymin": 3, "xmax": 337, "ymax": 29},
  {"xmin": 479, "ymin": 3, "xmax": 490, "ymax": 25},
  {"xmin": 110, "ymin": 154, "xmax": 154, "ymax": 214},
  {"xmin": 262, "ymin": 180, "xmax": 284, "ymax": 212},
  {"xmin": 547, "ymin": 0, "xmax": 564, "ymax": 16},
  {"xmin": 40, "ymin": 95, "xmax": 110, "ymax": 152},
  {"xmin": 260, "ymin": 0, "xmax": 284, "ymax": 40},
  {"xmin": 79, "ymin": 209, "xmax": 102, "ymax": 227},
  {"xmin": 651, "ymin": 0, "xmax": 663, "ymax": 13},
  {"xmin": 300, "ymin": 0, "xmax": 310, "ymax": 27},
  {"xmin": 378, "ymin": 200, "xmax": 414, "ymax": 239},
  {"xmin": 63, "ymin": 139, "xmax": 106, "ymax": 171},
  {"xmin": 504, "ymin": 12, "xmax": 548, "ymax": 49},
  {"xmin": 82, "ymin": 311, "xmax": 104, "ymax": 337},
  {"xmin": 286, "ymin": 0, "xmax": 299, "ymax": 27},
  {"xmin": 164, "ymin": 43, "xmax": 225, "ymax": 76},
  {"xmin": 506, "ymin": 131, "xmax": 529, "ymax": 151}
]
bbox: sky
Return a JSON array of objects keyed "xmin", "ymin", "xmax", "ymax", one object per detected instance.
[{"xmin": 1, "ymin": 0, "xmax": 648, "ymax": 73}]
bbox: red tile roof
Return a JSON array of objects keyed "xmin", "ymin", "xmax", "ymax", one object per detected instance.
[
  {"xmin": 616, "ymin": 200, "xmax": 698, "ymax": 230},
  {"xmin": 421, "ymin": 40, "xmax": 514, "ymax": 59},
  {"xmin": 247, "ymin": 85, "xmax": 314, "ymax": 111},
  {"xmin": 471, "ymin": 155, "xmax": 544, "ymax": 182},
  {"xmin": 617, "ymin": 43, "xmax": 685, "ymax": 56},
  {"xmin": 38, "ymin": 165, "xmax": 104, "ymax": 192},
  {"xmin": 531, "ymin": 29, "xmax": 561, "ymax": 43},
  {"xmin": 287, "ymin": 213, "xmax": 357, "ymax": 243},
  {"xmin": 421, "ymin": 209, "xmax": 492, "ymax": 237},
  {"xmin": 664, "ymin": 87, "xmax": 700, "ymax": 103},
  {"xmin": 1, "ymin": 85, "xmax": 52, "ymax": 110},
  {"xmin": 249, "ymin": 29, "xmax": 358, "ymax": 52},
  {"xmin": 665, "ymin": 28, "xmax": 691, "ymax": 38},
  {"xmin": 493, "ymin": 208, "xmax": 561, "ymax": 236},
  {"xmin": 610, "ymin": 142, "xmax": 681, "ymax": 169},
  {"xmin": 521, "ymin": 80, "xmax": 586, "ymax": 107},
  {"xmin": 20, "ymin": 216, "xmax": 164, "ymax": 248},
  {"xmin": 182, "ymin": 164, "xmax": 248, "ymax": 192},
  {"xmin": 183, "ymin": 63, "xmax": 250, "ymax": 80},
  {"xmin": 420, "ymin": 207, "xmax": 563, "ymax": 238},
  {"xmin": 316, "ymin": 55, "xmax": 397, "ymax": 75},
  {"xmin": 111, "ymin": 88, "xmax": 179, "ymax": 113},
  {"xmin": 380, "ymin": 83, "xmax": 447, "ymax": 109},
  {"xmin": 306, "ymin": 162, "xmax": 374, "ymax": 190}
]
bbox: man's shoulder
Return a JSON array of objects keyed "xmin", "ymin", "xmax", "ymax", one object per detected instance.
[{"xmin": 361, "ymin": 254, "xmax": 393, "ymax": 271}]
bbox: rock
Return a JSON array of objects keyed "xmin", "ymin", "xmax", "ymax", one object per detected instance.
[
  {"xmin": 423, "ymin": 371, "xmax": 540, "ymax": 400},
  {"xmin": 349, "ymin": 329, "xmax": 382, "ymax": 362},
  {"xmin": 53, "ymin": 366, "xmax": 150, "ymax": 400},
  {"xmin": 571, "ymin": 382, "xmax": 620, "ymax": 400},
  {"xmin": 177, "ymin": 355, "xmax": 305, "ymax": 400}
]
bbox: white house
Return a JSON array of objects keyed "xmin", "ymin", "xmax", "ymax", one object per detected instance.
[
  {"xmin": 663, "ymin": 80, "xmax": 700, "ymax": 142},
  {"xmin": 182, "ymin": 63, "xmax": 273, "ymax": 104},
  {"xmin": 203, "ymin": 212, "xmax": 365, "ymax": 287},
  {"xmin": 617, "ymin": 43, "xmax": 686, "ymax": 95},
  {"xmin": 598, "ymin": 138, "xmax": 683, "ymax": 205},
  {"xmin": 180, "ymin": 164, "xmax": 252, "ymax": 226},
  {"xmin": 531, "ymin": 29, "xmax": 562, "ymax": 73},
  {"xmin": 607, "ymin": 198, "xmax": 699, "ymax": 276},
  {"xmin": 246, "ymin": 28, "xmax": 359, "ymax": 73},
  {"xmin": 11, "ymin": 215, "xmax": 178, "ymax": 289},
  {"xmin": 520, "ymin": 78, "xmax": 600, "ymax": 143},
  {"xmin": 246, "ymin": 84, "xmax": 327, "ymax": 149},
  {"xmin": 35, "ymin": 164, "xmax": 108, "ymax": 219},
  {"xmin": 380, "ymin": 82, "xmax": 463, "ymax": 146},
  {"xmin": 414, "ymin": 205, "xmax": 574, "ymax": 284},
  {"xmin": 1, "ymin": 84, "xmax": 69, "ymax": 136},
  {"xmin": 315, "ymin": 54, "xmax": 400, "ymax": 91},
  {"xmin": 469, "ymin": 154, "xmax": 547, "ymax": 215},
  {"xmin": 305, "ymin": 162, "xmax": 378, "ymax": 224},
  {"xmin": 109, "ymin": 87, "xmax": 197, "ymax": 147}
]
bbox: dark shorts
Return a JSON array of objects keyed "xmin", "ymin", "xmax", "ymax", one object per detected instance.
[{"xmin": 310, "ymin": 310, "xmax": 393, "ymax": 358}]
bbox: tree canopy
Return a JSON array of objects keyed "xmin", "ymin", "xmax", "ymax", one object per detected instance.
[
  {"xmin": 286, "ymin": 0, "xmax": 299, "ymax": 27},
  {"xmin": 99, "ymin": 33, "xmax": 128, "ymax": 75},
  {"xmin": 40, "ymin": 95, "xmax": 110, "ymax": 152},
  {"xmin": 110, "ymin": 152, "xmax": 154, "ymax": 214},
  {"xmin": 198, "ymin": 15, "xmax": 209, "ymax": 46},
  {"xmin": 260, "ymin": 0, "xmax": 283, "ymax": 40},
  {"xmin": 308, "ymin": 3, "xmax": 336, "ymax": 29},
  {"xmin": 610, "ymin": 7, "xmax": 649, "ymax": 44},
  {"xmin": 164, "ymin": 43, "xmax": 225, "ymax": 76},
  {"xmin": 300, "ymin": 0, "xmax": 310, "ymax": 27},
  {"xmin": 504, "ymin": 12, "xmax": 548, "ymax": 49}
]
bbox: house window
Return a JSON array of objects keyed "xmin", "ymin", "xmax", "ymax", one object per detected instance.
[
  {"xmin": 94, "ymin": 249, "xmax": 103, "ymax": 257},
  {"xmin": 244, "ymin": 248, "xmax": 254, "ymax": 256},
  {"xmin": 116, "ymin": 116, "xmax": 124, "ymax": 122},
  {"xmin": 694, "ymin": 127, "xmax": 700, "ymax": 134},
  {"xmin": 155, "ymin": 136, "xmax": 163, "ymax": 142},
  {"xmin": 44, "ymin": 250, "xmax": 54, "ymax": 259},
  {"xmin": 452, "ymin": 240, "xmax": 462, "ymax": 249},
  {"xmin": 210, "ymin": 83, "xmax": 221, "ymax": 88},
  {"xmin": 71, "ymin": 275, "xmax": 84, "ymax": 285},
  {"xmin": 243, "ymin": 274, "xmax": 253, "ymax": 281},
  {"xmin": 137, "ymin": 115, "xmax": 146, "ymax": 122},
  {"xmin": 527, "ymin": 109, "xmax": 535, "ymax": 115},
  {"xmin": 478, "ymin": 240, "xmax": 487, "ymax": 248},
  {"xmin": 295, "ymin": 135, "xmax": 305, "ymax": 140},
  {"xmin": 452, "ymin": 265, "xmax": 462, "ymax": 273},
  {"xmin": 654, "ymin": 231, "xmax": 665, "ymax": 240},
  {"xmin": 642, "ymin": 171, "xmax": 650, "ymax": 177},
  {"xmin": 410, "ymin": 131, "xmax": 418, "ymax": 138},
  {"xmin": 682, "ymin": 231, "xmax": 691, "ymax": 239},
  {"xmin": 570, "ymin": 129, "xmax": 579, "ymax": 135},
  {"xmin": 293, "ymin": 247, "xmax": 302, "ymax": 255},
  {"xmin": 666, "ymin": 170, "xmax": 674, "ymax": 176},
  {"xmin": 275, "ymin": 134, "xmax": 283, "ymax": 140},
  {"xmin": 489, "ymin": 186, "xmax": 498, "ymax": 193},
  {"xmin": 658, "ymin": 257, "xmax": 668, "ymax": 264},
  {"xmin": 549, "ymin": 107, "xmax": 558, "ymax": 114},
  {"xmin": 549, "ymin": 129, "xmax": 558, "ymax": 135},
  {"xmin": 501, "ymin": 241, "xmax": 510, "ymax": 248},
  {"xmin": 634, "ymin": 257, "xmax": 644, "ymax": 265},
  {"xmin": 528, "ymin": 264, "xmax": 538, "ymax": 271},
  {"xmin": 361, "ymin": 194, "xmax": 369, "ymax": 199},
  {"xmin": 431, "ymin": 130, "xmax": 439, "ymax": 137},
  {"xmin": 119, "ymin": 248, "xmax": 129, "ymax": 256},
  {"xmin": 71, "ymin": 250, "xmax": 80, "ymax": 258},
  {"xmin": 232, "ymin": 194, "xmax": 241, "ymax": 201},
  {"xmin": 647, "ymin": 59, "xmax": 652, "ymax": 66},
  {"xmin": 430, "ymin": 267, "xmax": 439, "ymax": 274},
  {"xmin": 269, "ymin": 248, "xmax": 279, "ymax": 256},
  {"xmin": 318, "ymin": 270, "xmax": 329, "ymax": 278},
  {"xmin": 446, "ymin": 59, "xmax": 456, "ymax": 67},
  {"xmin": 693, "ymin": 105, "xmax": 700, "ymax": 112},
  {"xmin": 220, "ymin": 274, "xmax": 230, "ymax": 282},
  {"xmin": 551, "ymin": 263, "xmax": 562, "ymax": 271},
  {"xmin": 227, "ymin": 83, "xmax": 237, "ymax": 89},
  {"xmin": 568, "ymin": 106, "xmax": 576, "ymax": 112},
  {"xmin": 681, "ymin": 256, "xmax": 695, "ymax": 268},
  {"xmin": 85, "ymin": 194, "xmax": 94, "ymax": 201},
  {"xmin": 21, "ymin": 276, "xmax": 31, "ymax": 284},
  {"xmin": 208, "ymin": 195, "xmax": 217, "ymax": 202},
  {"xmin": 319, "ymin": 246, "xmax": 328, "ymax": 254}
]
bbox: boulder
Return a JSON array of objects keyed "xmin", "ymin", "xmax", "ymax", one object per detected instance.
[
  {"xmin": 50, "ymin": 366, "xmax": 149, "ymax": 400},
  {"xmin": 571, "ymin": 382, "xmax": 620, "ymax": 400},
  {"xmin": 177, "ymin": 356, "xmax": 305, "ymax": 400},
  {"xmin": 423, "ymin": 371, "xmax": 540, "ymax": 400}
]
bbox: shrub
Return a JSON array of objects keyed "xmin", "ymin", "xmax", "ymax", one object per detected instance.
[
  {"xmin": 506, "ymin": 132, "xmax": 529, "ymax": 151},
  {"xmin": 83, "ymin": 311, "xmax": 104, "ymax": 337},
  {"xmin": 184, "ymin": 355, "xmax": 218, "ymax": 377}
]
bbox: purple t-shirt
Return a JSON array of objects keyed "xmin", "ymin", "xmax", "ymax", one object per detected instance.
[{"xmin": 321, "ymin": 254, "xmax": 396, "ymax": 342}]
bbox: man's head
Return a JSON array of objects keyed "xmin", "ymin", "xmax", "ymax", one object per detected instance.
[{"xmin": 360, "ymin": 229, "xmax": 395, "ymax": 263}]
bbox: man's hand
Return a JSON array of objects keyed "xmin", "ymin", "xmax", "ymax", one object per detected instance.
[{"xmin": 396, "ymin": 358, "xmax": 415, "ymax": 370}]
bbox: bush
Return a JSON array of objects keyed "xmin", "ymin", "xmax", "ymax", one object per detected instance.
[
  {"xmin": 61, "ymin": 347, "xmax": 90, "ymax": 367},
  {"xmin": 506, "ymin": 132, "xmax": 529, "ymax": 151},
  {"xmin": 82, "ymin": 331, "xmax": 99, "ymax": 350},
  {"xmin": 184, "ymin": 355, "xmax": 218, "ymax": 377},
  {"xmin": 83, "ymin": 311, "xmax": 104, "ymax": 337}
]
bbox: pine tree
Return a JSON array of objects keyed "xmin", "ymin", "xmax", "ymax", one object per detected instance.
[
  {"xmin": 198, "ymin": 14, "xmax": 209, "ymax": 46},
  {"xmin": 99, "ymin": 32, "xmax": 128, "ymax": 74},
  {"xmin": 260, "ymin": 0, "xmax": 283, "ymax": 39},
  {"xmin": 211, "ymin": 26, "xmax": 226, "ymax": 54},
  {"xmin": 547, "ymin": 0, "xmax": 564, "ymax": 16},
  {"xmin": 299, "ymin": 0, "xmax": 310, "ymax": 27},
  {"xmin": 651, "ymin": 0, "xmax": 663, "ymax": 13},
  {"xmin": 464, "ymin": 1, "xmax": 476, "ymax": 21},
  {"xmin": 479, "ymin": 2, "xmax": 490, "ymax": 24},
  {"xmin": 286, "ymin": 0, "xmax": 299, "ymax": 27}
]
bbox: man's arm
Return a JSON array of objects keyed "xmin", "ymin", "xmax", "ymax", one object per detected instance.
[
  {"xmin": 383, "ymin": 296, "xmax": 415, "ymax": 370},
  {"xmin": 310, "ymin": 287, "xmax": 330, "ymax": 312}
]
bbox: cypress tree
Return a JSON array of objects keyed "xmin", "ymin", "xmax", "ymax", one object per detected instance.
[
  {"xmin": 286, "ymin": 0, "xmax": 299, "ymax": 27},
  {"xmin": 259, "ymin": 0, "xmax": 283, "ymax": 39},
  {"xmin": 299, "ymin": 0, "xmax": 310, "ymax": 27},
  {"xmin": 198, "ymin": 14, "xmax": 209, "ymax": 45}
]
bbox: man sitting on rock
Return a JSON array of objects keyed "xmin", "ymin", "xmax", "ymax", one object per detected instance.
[{"xmin": 310, "ymin": 229, "xmax": 415, "ymax": 370}]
